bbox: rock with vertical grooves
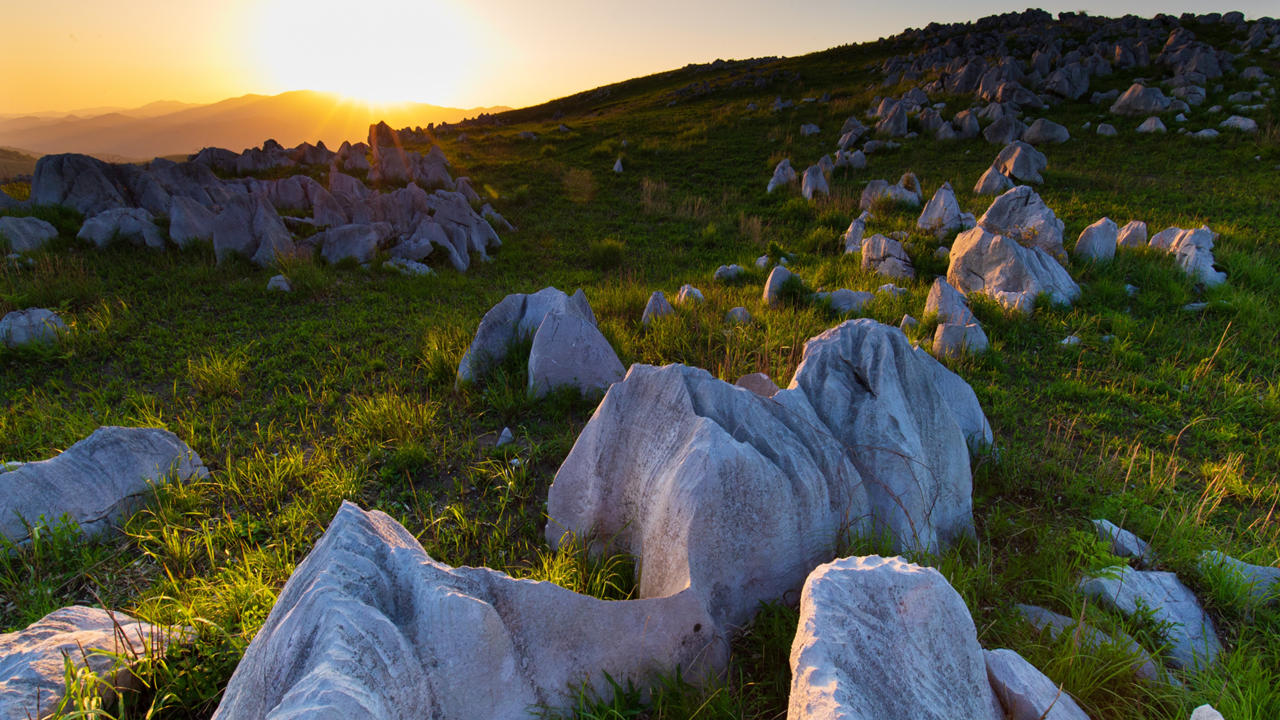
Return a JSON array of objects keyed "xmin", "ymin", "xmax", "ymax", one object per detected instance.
[
  {"xmin": 861, "ymin": 234, "xmax": 915, "ymax": 279},
  {"xmin": 169, "ymin": 196, "xmax": 218, "ymax": 247},
  {"xmin": 456, "ymin": 287, "xmax": 599, "ymax": 387},
  {"xmin": 767, "ymin": 159, "xmax": 796, "ymax": 193},
  {"xmin": 789, "ymin": 556, "xmax": 1003, "ymax": 720},
  {"xmin": 77, "ymin": 208, "xmax": 165, "ymax": 249},
  {"xmin": 843, "ymin": 211, "xmax": 870, "ymax": 253},
  {"xmin": 1117, "ymin": 221, "xmax": 1147, "ymax": 248},
  {"xmin": 801, "ymin": 165, "xmax": 829, "ymax": 201},
  {"xmin": 674, "ymin": 285, "xmax": 704, "ymax": 305},
  {"xmin": 976, "ymin": 185, "xmax": 1067, "ymax": 261}
]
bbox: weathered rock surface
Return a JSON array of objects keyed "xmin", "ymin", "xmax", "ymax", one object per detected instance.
[
  {"xmin": 977, "ymin": 185, "xmax": 1067, "ymax": 261},
  {"xmin": 1080, "ymin": 567, "xmax": 1221, "ymax": 671},
  {"xmin": 993, "ymin": 141, "xmax": 1048, "ymax": 184},
  {"xmin": 456, "ymin": 287, "xmax": 604, "ymax": 388},
  {"xmin": 984, "ymin": 648, "xmax": 1090, "ymax": 720},
  {"xmin": 1110, "ymin": 84, "xmax": 1171, "ymax": 116},
  {"xmin": 266, "ymin": 275, "xmax": 292, "ymax": 292},
  {"xmin": 0, "ymin": 308, "xmax": 68, "ymax": 349},
  {"xmin": 725, "ymin": 307, "xmax": 753, "ymax": 325},
  {"xmin": 821, "ymin": 289, "xmax": 873, "ymax": 314},
  {"xmin": 674, "ymin": 285, "xmax": 704, "ymax": 306},
  {"xmin": 843, "ymin": 211, "xmax": 870, "ymax": 253},
  {"xmin": 1022, "ymin": 119, "xmax": 1070, "ymax": 145},
  {"xmin": 926, "ymin": 278, "xmax": 989, "ymax": 359},
  {"xmin": 1191, "ymin": 705, "xmax": 1225, "ymax": 720},
  {"xmin": 917, "ymin": 182, "xmax": 972, "ymax": 235},
  {"xmin": 767, "ymin": 159, "xmax": 797, "ymax": 193},
  {"xmin": 1075, "ymin": 217, "xmax": 1118, "ymax": 261},
  {"xmin": 789, "ymin": 556, "xmax": 1002, "ymax": 720},
  {"xmin": 211, "ymin": 502, "xmax": 724, "ymax": 720},
  {"xmin": 801, "ymin": 165, "xmax": 829, "ymax": 201},
  {"xmin": 642, "ymin": 291, "xmax": 676, "ymax": 326},
  {"xmin": 212, "ymin": 193, "xmax": 293, "ymax": 266},
  {"xmin": 319, "ymin": 224, "xmax": 380, "ymax": 264},
  {"xmin": 974, "ymin": 166, "xmax": 1014, "ymax": 196},
  {"xmin": 0, "ymin": 606, "xmax": 171, "ymax": 720},
  {"xmin": 861, "ymin": 234, "xmax": 915, "ymax": 279},
  {"xmin": 168, "ymin": 196, "xmax": 218, "ymax": 247},
  {"xmin": 714, "ymin": 264, "xmax": 744, "ymax": 281},
  {"xmin": 860, "ymin": 173, "xmax": 922, "ymax": 211},
  {"xmin": 0, "ymin": 217, "xmax": 57, "ymax": 253},
  {"xmin": 948, "ymin": 227, "xmax": 1080, "ymax": 314},
  {"xmin": 1017, "ymin": 604, "xmax": 1163, "ymax": 683},
  {"xmin": 77, "ymin": 208, "xmax": 165, "ymax": 249},
  {"xmin": 735, "ymin": 372, "xmax": 780, "ymax": 398},
  {"xmin": 529, "ymin": 306, "xmax": 625, "ymax": 398},
  {"xmin": 0, "ymin": 427, "xmax": 207, "ymax": 543},
  {"xmin": 763, "ymin": 265, "xmax": 794, "ymax": 307},
  {"xmin": 1117, "ymin": 220, "xmax": 1147, "ymax": 248},
  {"xmin": 546, "ymin": 320, "xmax": 981, "ymax": 631},
  {"xmin": 1200, "ymin": 551, "xmax": 1280, "ymax": 603},
  {"xmin": 984, "ymin": 115, "xmax": 1027, "ymax": 144},
  {"xmin": 1157, "ymin": 227, "xmax": 1226, "ymax": 286},
  {"xmin": 1092, "ymin": 519, "xmax": 1153, "ymax": 563}
]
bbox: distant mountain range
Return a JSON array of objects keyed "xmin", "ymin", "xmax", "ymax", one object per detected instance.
[{"xmin": 0, "ymin": 91, "xmax": 512, "ymax": 162}]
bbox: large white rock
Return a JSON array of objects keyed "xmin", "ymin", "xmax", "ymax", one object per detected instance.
[
  {"xmin": 0, "ymin": 607, "xmax": 171, "ymax": 720},
  {"xmin": 168, "ymin": 196, "xmax": 218, "ymax": 247},
  {"xmin": 0, "ymin": 309, "xmax": 68, "ymax": 349},
  {"xmin": 528, "ymin": 306, "xmax": 625, "ymax": 398},
  {"xmin": 977, "ymin": 185, "xmax": 1067, "ymax": 261},
  {"xmin": 0, "ymin": 217, "xmax": 57, "ymax": 253},
  {"xmin": 993, "ymin": 141, "xmax": 1048, "ymax": 184},
  {"xmin": 859, "ymin": 173, "xmax": 922, "ymax": 211},
  {"xmin": 913, "ymin": 346, "xmax": 994, "ymax": 449},
  {"xmin": 212, "ymin": 502, "xmax": 724, "ymax": 720},
  {"xmin": 947, "ymin": 227, "xmax": 1080, "ymax": 314},
  {"xmin": 1117, "ymin": 220, "xmax": 1147, "ymax": 248},
  {"xmin": 212, "ymin": 193, "xmax": 293, "ymax": 266},
  {"xmin": 1169, "ymin": 227, "xmax": 1226, "ymax": 286},
  {"xmin": 456, "ymin": 287, "xmax": 608, "ymax": 390},
  {"xmin": 861, "ymin": 234, "xmax": 915, "ymax": 279},
  {"xmin": 546, "ymin": 320, "xmax": 979, "ymax": 631},
  {"xmin": 801, "ymin": 165, "xmax": 829, "ymax": 201},
  {"xmin": 1079, "ymin": 567, "xmax": 1221, "ymax": 671},
  {"xmin": 77, "ymin": 208, "xmax": 165, "ymax": 249},
  {"xmin": 917, "ymin": 182, "xmax": 968, "ymax": 234},
  {"xmin": 984, "ymin": 648, "xmax": 1090, "ymax": 720},
  {"xmin": 641, "ymin": 290, "xmax": 675, "ymax": 326},
  {"xmin": 788, "ymin": 556, "xmax": 1003, "ymax": 720},
  {"xmin": 925, "ymin": 277, "xmax": 977, "ymax": 326},
  {"xmin": 1074, "ymin": 217, "xmax": 1118, "ymax": 261},
  {"xmin": 933, "ymin": 322, "xmax": 989, "ymax": 358},
  {"xmin": 767, "ymin": 159, "xmax": 797, "ymax": 193},
  {"xmin": 0, "ymin": 427, "xmax": 207, "ymax": 543}
]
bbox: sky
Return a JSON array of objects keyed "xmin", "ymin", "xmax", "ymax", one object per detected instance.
[{"xmin": 3, "ymin": 0, "xmax": 1277, "ymax": 115}]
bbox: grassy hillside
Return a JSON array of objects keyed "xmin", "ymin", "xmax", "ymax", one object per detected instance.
[
  {"xmin": 2, "ymin": 14, "xmax": 1279, "ymax": 720},
  {"xmin": 0, "ymin": 147, "xmax": 38, "ymax": 179}
]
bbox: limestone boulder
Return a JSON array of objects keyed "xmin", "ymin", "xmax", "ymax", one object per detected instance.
[
  {"xmin": 1092, "ymin": 519, "xmax": 1154, "ymax": 564},
  {"xmin": 1200, "ymin": 552, "xmax": 1280, "ymax": 603},
  {"xmin": 1022, "ymin": 119, "xmax": 1070, "ymax": 145},
  {"xmin": 974, "ymin": 167, "xmax": 1014, "ymax": 196},
  {"xmin": 842, "ymin": 211, "xmax": 870, "ymax": 253},
  {"xmin": 984, "ymin": 649, "xmax": 1090, "ymax": 720},
  {"xmin": 1044, "ymin": 63, "xmax": 1090, "ymax": 99},
  {"xmin": 1156, "ymin": 227, "xmax": 1226, "ymax": 286},
  {"xmin": 674, "ymin": 285, "xmax": 704, "ymax": 305},
  {"xmin": 917, "ymin": 182, "xmax": 972, "ymax": 235},
  {"xmin": 529, "ymin": 307, "xmax": 625, "ymax": 398},
  {"xmin": 0, "ymin": 607, "xmax": 172, "ymax": 720},
  {"xmin": 763, "ymin": 265, "xmax": 794, "ymax": 307},
  {"xmin": 860, "ymin": 173, "xmax": 922, "ymax": 211},
  {"xmin": 1117, "ymin": 221, "xmax": 1147, "ymax": 248},
  {"xmin": 933, "ymin": 323, "xmax": 989, "ymax": 358},
  {"xmin": 0, "ymin": 217, "xmax": 57, "ymax": 253},
  {"xmin": 713, "ymin": 264, "xmax": 744, "ymax": 281},
  {"xmin": 984, "ymin": 115, "xmax": 1027, "ymax": 145},
  {"xmin": 641, "ymin": 291, "xmax": 675, "ymax": 326},
  {"xmin": 977, "ymin": 185, "xmax": 1067, "ymax": 261},
  {"xmin": 767, "ymin": 159, "xmax": 796, "ymax": 193},
  {"xmin": 1017, "ymin": 604, "xmax": 1163, "ymax": 683},
  {"xmin": 0, "ymin": 308, "xmax": 68, "ymax": 349},
  {"xmin": 212, "ymin": 193, "xmax": 293, "ymax": 266},
  {"xmin": 735, "ymin": 372, "xmax": 780, "ymax": 398},
  {"xmin": 822, "ymin": 289, "xmax": 873, "ymax": 314},
  {"xmin": 319, "ymin": 224, "xmax": 380, "ymax": 264},
  {"xmin": 1110, "ymin": 84, "xmax": 1172, "ymax": 116},
  {"xmin": 993, "ymin": 141, "xmax": 1048, "ymax": 184},
  {"xmin": 925, "ymin": 277, "xmax": 978, "ymax": 326},
  {"xmin": 168, "ymin": 196, "xmax": 218, "ymax": 247},
  {"xmin": 876, "ymin": 101, "xmax": 908, "ymax": 137},
  {"xmin": 725, "ymin": 307, "xmax": 753, "ymax": 324},
  {"xmin": 801, "ymin": 165, "xmax": 829, "ymax": 201},
  {"xmin": 0, "ymin": 427, "xmax": 207, "ymax": 543},
  {"xmin": 1075, "ymin": 217, "xmax": 1119, "ymax": 261},
  {"xmin": 861, "ymin": 234, "xmax": 915, "ymax": 279},
  {"xmin": 1136, "ymin": 117, "xmax": 1167, "ymax": 134},
  {"xmin": 947, "ymin": 227, "xmax": 1080, "ymax": 314},
  {"xmin": 1080, "ymin": 567, "xmax": 1221, "ymax": 671},
  {"xmin": 77, "ymin": 208, "xmax": 165, "ymax": 249},
  {"xmin": 546, "ymin": 320, "xmax": 980, "ymax": 630},
  {"xmin": 31, "ymin": 154, "xmax": 131, "ymax": 217},
  {"xmin": 788, "ymin": 556, "xmax": 1002, "ymax": 720},
  {"xmin": 913, "ymin": 346, "xmax": 994, "ymax": 449},
  {"xmin": 211, "ymin": 502, "xmax": 723, "ymax": 720}
]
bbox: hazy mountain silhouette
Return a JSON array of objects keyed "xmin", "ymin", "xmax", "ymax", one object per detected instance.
[{"xmin": 0, "ymin": 90, "xmax": 511, "ymax": 161}]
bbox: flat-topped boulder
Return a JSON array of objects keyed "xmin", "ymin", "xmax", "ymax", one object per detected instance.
[{"xmin": 0, "ymin": 426, "xmax": 207, "ymax": 543}]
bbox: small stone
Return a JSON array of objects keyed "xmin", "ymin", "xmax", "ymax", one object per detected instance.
[
  {"xmin": 1183, "ymin": 302, "xmax": 1209, "ymax": 312},
  {"xmin": 613, "ymin": 158, "xmax": 624, "ymax": 173},
  {"xmin": 1124, "ymin": 284, "xmax": 1139, "ymax": 296},
  {"xmin": 800, "ymin": 123, "xmax": 821, "ymax": 136},
  {"xmin": 267, "ymin": 275, "xmax": 293, "ymax": 292},
  {"xmin": 714, "ymin": 264, "xmax": 744, "ymax": 281},
  {"xmin": 674, "ymin": 285, "xmax": 704, "ymax": 305},
  {"xmin": 755, "ymin": 255, "xmax": 770, "ymax": 269},
  {"xmin": 1136, "ymin": 117, "xmax": 1167, "ymax": 133},
  {"xmin": 1190, "ymin": 706, "xmax": 1225, "ymax": 720},
  {"xmin": 1096, "ymin": 123, "xmax": 1118, "ymax": 136},
  {"xmin": 1092, "ymin": 519, "xmax": 1154, "ymax": 563},
  {"xmin": 935, "ymin": 246, "xmax": 950, "ymax": 258},
  {"xmin": 496, "ymin": 427, "xmax": 514, "ymax": 447},
  {"xmin": 1074, "ymin": 217, "xmax": 1118, "ymax": 261},
  {"xmin": 877, "ymin": 283, "xmax": 907, "ymax": 297},
  {"xmin": 934, "ymin": 323, "xmax": 989, "ymax": 357},
  {"xmin": 641, "ymin": 291, "xmax": 675, "ymax": 326},
  {"xmin": 725, "ymin": 306, "xmax": 753, "ymax": 325},
  {"xmin": 1060, "ymin": 334, "xmax": 1081, "ymax": 346},
  {"xmin": 763, "ymin": 266, "xmax": 794, "ymax": 308}
]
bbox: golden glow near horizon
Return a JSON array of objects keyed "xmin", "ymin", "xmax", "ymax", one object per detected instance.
[{"xmin": 4, "ymin": 0, "xmax": 1279, "ymax": 115}]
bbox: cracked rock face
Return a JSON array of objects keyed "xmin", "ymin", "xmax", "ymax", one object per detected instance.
[
  {"xmin": 977, "ymin": 185, "xmax": 1066, "ymax": 261},
  {"xmin": 947, "ymin": 227, "xmax": 1079, "ymax": 314},
  {"xmin": 789, "ymin": 556, "xmax": 1003, "ymax": 720},
  {"xmin": 546, "ymin": 320, "xmax": 981, "ymax": 631},
  {"xmin": 0, "ymin": 427, "xmax": 207, "ymax": 543},
  {"xmin": 212, "ymin": 502, "xmax": 725, "ymax": 720}
]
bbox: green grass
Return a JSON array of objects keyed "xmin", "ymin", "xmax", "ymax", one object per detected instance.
[{"xmin": 1, "ymin": 15, "xmax": 1278, "ymax": 720}]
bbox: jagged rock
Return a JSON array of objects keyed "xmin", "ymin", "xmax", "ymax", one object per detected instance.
[
  {"xmin": 1117, "ymin": 221, "xmax": 1147, "ymax": 248},
  {"xmin": 266, "ymin": 275, "xmax": 292, "ymax": 292},
  {"xmin": 613, "ymin": 158, "xmax": 624, "ymax": 173},
  {"xmin": 948, "ymin": 227, "xmax": 1080, "ymax": 314},
  {"xmin": 763, "ymin": 265, "xmax": 794, "ymax": 307},
  {"xmin": 31, "ymin": 154, "xmax": 132, "ymax": 217},
  {"xmin": 77, "ymin": 208, "xmax": 165, "ymax": 249},
  {"xmin": 0, "ymin": 427, "xmax": 207, "ymax": 543},
  {"xmin": 1136, "ymin": 117, "xmax": 1167, "ymax": 133},
  {"xmin": 713, "ymin": 264, "xmax": 744, "ymax": 281},
  {"xmin": 211, "ymin": 502, "xmax": 723, "ymax": 720},
  {"xmin": 861, "ymin": 234, "xmax": 915, "ymax": 279},
  {"xmin": 860, "ymin": 173, "xmax": 922, "ymax": 210},
  {"xmin": 993, "ymin": 141, "xmax": 1048, "ymax": 184},
  {"xmin": 834, "ymin": 149, "xmax": 866, "ymax": 169},
  {"xmin": 480, "ymin": 204, "xmax": 515, "ymax": 233},
  {"xmin": 917, "ymin": 182, "xmax": 971, "ymax": 234},
  {"xmin": 0, "ymin": 607, "xmax": 173, "ymax": 720},
  {"xmin": 984, "ymin": 115, "xmax": 1027, "ymax": 144},
  {"xmin": 767, "ymin": 159, "xmax": 796, "ymax": 193},
  {"xmin": 529, "ymin": 305, "xmax": 625, "ymax": 398},
  {"xmin": 1075, "ymin": 217, "xmax": 1119, "ymax": 261},
  {"xmin": 974, "ymin": 166, "xmax": 1015, "ymax": 196},
  {"xmin": 454, "ymin": 177, "xmax": 482, "ymax": 205},
  {"xmin": 994, "ymin": 81, "xmax": 1044, "ymax": 109},
  {"xmin": 1220, "ymin": 115, "xmax": 1259, "ymax": 133},
  {"xmin": 1200, "ymin": 552, "xmax": 1280, "ymax": 603},
  {"xmin": 318, "ymin": 224, "xmax": 379, "ymax": 264},
  {"xmin": 0, "ymin": 217, "xmax": 57, "ymax": 253},
  {"xmin": 725, "ymin": 306, "xmax": 753, "ymax": 325},
  {"xmin": 1097, "ymin": 123, "xmax": 1118, "ymax": 136},
  {"xmin": 789, "ymin": 556, "xmax": 1002, "ymax": 720},
  {"xmin": 926, "ymin": 278, "xmax": 978, "ymax": 326},
  {"xmin": 546, "ymin": 320, "xmax": 982, "ymax": 632},
  {"xmin": 0, "ymin": 308, "xmax": 67, "ymax": 349},
  {"xmin": 168, "ymin": 196, "xmax": 218, "ymax": 247},
  {"xmin": 843, "ymin": 211, "xmax": 869, "ymax": 253},
  {"xmin": 1080, "ymin": 567, "xmax": 1221, "ymax": 671},
  {"xmin": 977, "ymin": 185, "xmax": 1067, "ymax": 260},
  {"xmin": 876, "ymin": 101, "xmax": 909, "ymax": 136},
  {"xmin": 936, "ymin": 122, "xmax": 957, "ymax": 140},
  {"xmin": 456, "ymin": 287, "xmax": 600, "ymax": 387},
  {"xmin": 1017, "ymin": 604, "xmax": 1163, "ymax": 683},
  {"xmin": 641, "ymin": 291, "xmax": 675, "ymax": 326},
  {"xmin": 1022, "ymin": 119, "xmax": 1070, "ymax": 145},
  {"xmin": 984, "ymin": 649, "xmax": 1090, "ymax": 720},
  {"xmin": 1169, "ymin": 227, "xmax": 1227, "ymax": 286},
  {"xmin": 1092, "ymin": 519, "xmax": 1154, "ymax": 563},
  {"xmin": 1044, "ymin": 62, "xmax": 1091, "ymax": 99},
  {"xmin": 934, "ymin": 323, "xmax": 989, "ymax": 358},
  {"xmin": 674, "ymin": 285, "xmax": 704, "ymax": 305},
  {"xmin": 390, "ymin": 219, "xmax": 466, "ymax": 272},
  {"xmin": 801, "ymin": 165, "xmax": 829, "ymax": 201},
  {"xmin": 212, "ymin": 193, "xmax": 293, "ymax": 266},
  {"xmin": 190, "ymin": 146, "xmax": 240, "ymax": 173},
  {"xmin": 953, "ymin": 110, "xmax": 981, "ymax": 139},
  {"xmin": 1110, "ymin": 84, "xmax": 1171, "ymax": 116},
  {"xmin": 735, "ymin": 372, "xmax": 780, "ymax": 398}
]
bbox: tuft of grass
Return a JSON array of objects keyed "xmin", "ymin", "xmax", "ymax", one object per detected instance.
[
  {"xmin": 522, "ymin": 531, "xmax": 636, "ymax": 601},
  {"xmin": 564, "ymin": 168, "xmax": 596, "ymax": 203},
  {"xmin": 586, "ymin": 239, "xmax": 626, "ymax": 270},
  {"xmin": 347, "ymin": 389, "xmax": 438, "ymax": 445},
  {"xmin": 187, "ymin": 349, "xmax": 248, "ymax": 398}
]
